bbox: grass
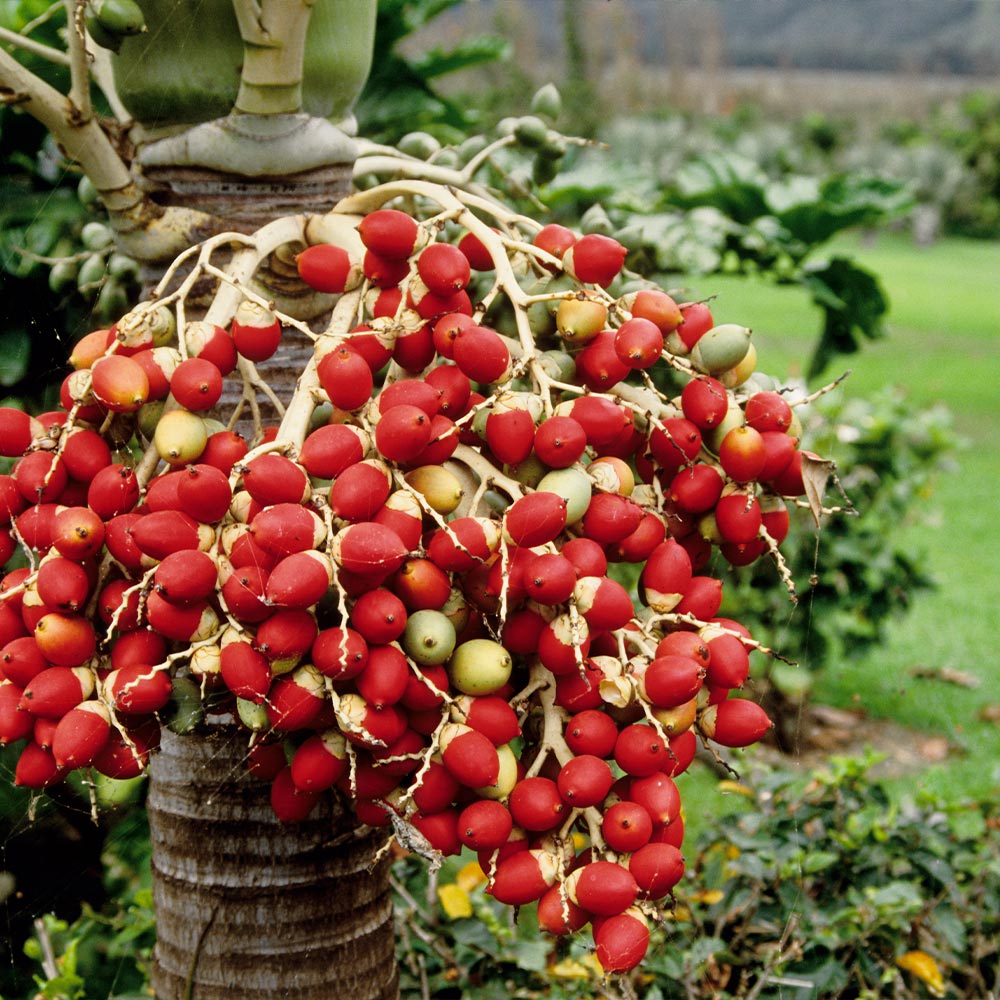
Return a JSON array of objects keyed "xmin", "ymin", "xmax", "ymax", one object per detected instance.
[{"xmin": 677, "ymin": 230, "xmax": 1000, "ymax": 829}]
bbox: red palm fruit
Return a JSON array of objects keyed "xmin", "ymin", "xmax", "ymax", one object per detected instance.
[
  {"xmin": 0, "ymin": 679, "xmax": 34, "ymax": 742},
  {"xmin": 90, "ymin": 354, "xmax": 149, "ymax": 413},
  {"xmin": 485, "ymin": 406, "xmax": 535, "ymax": 466},
  {"xmin": 609, "ymin": 511, "xmax": 666, "ymax": 564},
  {"xmin": 254, "ymin": 609, "xmax": 318, "ymax": 671},
  {"xmin": 145, "ymin": 591, "xmax": 218, "ymax": 642},
  {"xmin": 109, "ymin": 629, "xmax": 166, "ymax": 673},
  {"xmin": 20, "ymin": 665, "xmax": 93, "ymax": 717},
  {"xmin": 615, "ymin": 723, "xmax": 668, "ymax": 777},
  {"xmin": 648, "ymin": 417, "xmax": 702, "ymax": 476},
  {"xmin": 299, "ymin": 424, "xmax": 366, "ymax": 479},
  {"xmin": 175, "ymin": 463, "xmax": 232, "ymax": 524},
  {"xmin": 0, "ymin": 406, "xmax": 41, "ymax": 457},
  {"xmin": 714, "ymin": 492, "xmax": 762, "ymax": 545},
  {"xmin": 758, "ymin": 432, "xmax": 798, "ymax": 484},
  {"xmin": 564, "ymin": 709, "xmax": 617, "ymax": 758},
  {"xmin": 630, "ymin": 288, "xmax": 682, "ymax": 334},
  {"xmin": 745, "ymin": 390, "xmax": 793, "ymax": 433},
  {"xmin": 458, "ymin": 694, "xmax": 520, "ymax": 746},
  {"xmin": 58, "ymin": 429, "xmax": 110, "ymax": 483},
  {"xmin": 411, "ymin": 759, "xmax": 460, "ymax": 814},
  {"xmin": 407, "ymin": 283, "xmax": 471, "ymax": 324},
  {"xmin": 330, "ymin": 522, "xmax": 408, "ymax": 578},
  {"xmin": 170, "ymin": 357, "xmax": 223, "ymax": 412},
  {"xmin": 230, "ymin": 300, "xmax": 282, "ymax": 362},
  {"xmin": 533, "ymin": 222, "xmax": 577, "ymax": 263},
  {"xmin": 563, "ymin": 233, "xmax": 627, "ymax": 287},
  {"xmin": 291, "ymin": 730, "xmax": 347, "ymax": 792},
  {"xmin": 457, "ymin": 229, "xmax": 494, "ymax": 271},
  {"xmin": 339, "ymin": 749, "xmax": 402, "ymax": 795},
  {"xmin": 373, "ymin": 404, "xmax": 433, "ymax": 464},
  {"xmin": 33, "ymin": 716, "xmax": 60, "ymax": 751},
  {"xmin": 241, "ymin": 454, "xmax": 310, "ymax": 506},
  {"xmin": 417, "ymin": 242, "xmax": 470, "ymax": 295},
  {"xmin": 769, "ymin": 447, "xmax": 807, "ymax": 497},
  {"xmin": 393, "ymin": 323, "xmax": 436, "ymax": 372},
  {"xmin": 391, "ymin": 558, "xmax": 451, "ymax": 612},
  {"xmin": 538, "ymin": 614, "xmax": 590, "ymax": 676},
  {"xmin": 265, "ymin": 551, "xmax": 332, "ymax": 609},
  {"xmin": 538, "ymin": 884, "xmax": 590, "ymax": 936},
  {"xmin": 35, "ymin": 558, "xmax": 90, "ymax": 613},
  {"xmin": 52, "ymin": 701, "xmax": 111, "ymax": 769},
  {"xmin": 244, "ymin": 741, "xmax": 287, "ymax": 781},
  {"xmin": 563, "ymin": 395, "xmax": 632, "ymax": 450},
  {"xmin": 222, "ymin": 522, "xmax": 279, "ymax": 572},
  {"xmin": 345, "ymin": 324, "xmax": 394, "ymax": 372},
  {"xmin": 431, "ymin": 312, "xmax": 474, "ymax": 360},
  {"xmin": 509, "ymin": 775, "xmax": 565, "ymax": 831},
  {"xmin": 349, "ymin": 588, "xmax": 407, "ymax": 644},
  {"xmin": 667, "ymin": 301, "xmax": 714, "ymax": 356},
  {"xmin": 532, "ymin": 416, "xmax": 586, "ymax": 469},
  {"xmin": 296, "ymin": 243, "xmax": 358, "ymax": 294},
  {"xmin": 557, "ymin": 753, "xmax": 614, "ymax": 808},
  {"xmin": 199, "ymin": 430, "xmax": 248, "ymax": 476},
  {"xmin": 378, "ymin": 378, "xmax": 440, "ymax": 416},
  {"xmin": 641, "ymin": 655, "xmax": 705, "ymax": 709},
  {"xmin": 144, "ymin": 470, "xmax": 185, "ymax": 512},
  {"xmin": 317, "ymin": 345, "xmax": 374, "ymax": 411},
  {"xmin": 0, "ymin": 528, "xmax": 14, "ymax": 565},
  {"xmin": 629, "ymin": 772, "xmax": 681, "ymax": 827},
  {"xmin": 101, "ymin": 512, "xmax": 143, "ymax": 572},
  {"xmin": 91, "ymin": 724, "xmax": 153, "ymax": 778},
  {"xmin": 357, "ymin": 208, "xmax": 422, "ymax": 259},
  {"xmin": 440, "ymin": 722, "xmax": 500, "ymax": 788},
  {"xmin": 1, "ymin": 636, "xmax": 48, "ymax": 687},
  {"xmin": 369, "ymin": 285, "xmax": 402, "ymax": 318},
  {"xmin": 370, "ymin": 491, "xmax": 420, "ymax": 553},
  {"xmin": 0, "ymin": 473, "xmax": 26, "ymax": 523},
  {"xmin": 266, "ymin": 665, "xmax": 326, "ymax": 732},
  {"xmin": 220, "ymin": 564, "xmax": 271, "ymax": 624},
  {"xmin": 13, "ymin": 451, "xmax": 67, "ymax": 504},
  {"xmin": 594, "ymin": 909, "xmax": 650, "ymax": 973},
  {"xmin": 504, "ymin": 492, "xmax": 567, "ymax": 547},
  {"xmin": 339, "ymin": 695, "xmax": 408, "ymax": 749},
  {"xmin": 458, "ymin": 800, "xmax": 513, "ymax": 853},
  {"xmin": 362, "ymin": 248, "xmax": 409, "ymax": 288},
  {"xmin": 699, "ymin": 697, "xmax": 772, "ymax": 747},
  {"xmin": 311, "ymin": 626, "xmax": 368, "ymax": 681},
  {"xmin": 0, "ymin": 602, "xmax": 27, "ymax": 648},
  {"xmin": 409, "ymin": 810, "xmax": 462, "ymax": 856},
  {"xmin": 501, "ymin": 606, "xmax": 546, "ymax": 655},
  {"xmin": 629, "ymin": 841, "xmax": 685, "ymax": 899},
  {"xmin": 153, "ymin": 549, "xmax": 219, "ymax": 606},
  {"xmin": 424, "ymin": 366, "xmax": 470, "ymax": 420},
  {"xmin": 355, "ymin": 643, "xmax": 409, "ymax": 708},
  {"xmin": 352, "ymin": 800, "xmax": 394, "ymax": 827},
  {"xmin": 329, "ymin": 459, "xmax": 391, "ymax": 523},
  {"xmin": 614, "ymin": 317, "xmax": 664, "ymax": 370},
  {"xmin": 185, "ymin": 321, "xmax": 237, "ymax": 376},
  {"xmin": 669, "ymin": 463, "xmax": 725, "ymax": 514},
  {"xmin": 560, "ymin": 537, "xmax": 608, "ymax": 579},
  {"xmin": 575, "ymin": 329, "xmax": 630, "ymax": 391},
  {"xmin": 655, "ymin": 631, "xmax": 710, "ymax": 665},
  {"xmin": 523, "ymin": 552, "xmax": 577, "ymax": 605},
  {"xmin": 219, "ymin": 640, "xmax": 272, "ymax": 702},
  {"xmin": 580, "ymin": 493, "xmax": 643, "ymax": 545},
  {"xmin": 370, "ymin": 727, "xmax": 424, "ymax": 776},
  {"xmin": 760, "ymin": 493, "xmax": 791, "ymax": 544},
  {"xmin": 681, "ymin": 376, "xmax": 729, "ymax": 429},
  {"xmin": 270, "ymin": 765, "xmax": 321, "ymax": 823},
  {"xmin": 603, "ymin": 800, "xmax": 654, "ymax": 853},
  {"xmin": 131, "ymin": 510, "xmax": 209, "ymax": 560},
  {"xmin": 14, "ymin": 741, "xmax": 62, "ymax": 787},
  {"xmin": 704, "ymin": 632, "xmax": 751, "ymax": 689},
  {"xmin": 674, "ymin": 575, "xmax": 724, "ymax": 619},
  {"xmin": 251, "ymin": 503, "xmax": 326, "ymax": 556},
  {"xmin": 489, "ymin": 849, "xmax": 559, "ymax": 906},
  {"xmin": 87, "ymin": 464, "xmax": 140, "ymax": 520},
  {"xmin": 571, "ymin": 576, "xmax": 633, "ymax": 631},
  {"xmin": 451, "ymin": 324, "xmax": 511, "ymax": 384},
  {"xmin": 718, "ymin": 425, "xmax": 766, "ymax": 484},
  {"xmin": 569, "ymin": 860, "xmax": 638, "ymax": 916},
  {"xmin": 34, "ymin": 613, "xmax": 96, "ymax": 667},
  {"xmin": 426, "ymin": 517, "xmax": 500, "ymax": 573}
]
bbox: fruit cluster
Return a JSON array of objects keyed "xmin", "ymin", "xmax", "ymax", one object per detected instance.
[{"xmin": 0, "ymin": 179, "xmax": 833, "ymax": 973}]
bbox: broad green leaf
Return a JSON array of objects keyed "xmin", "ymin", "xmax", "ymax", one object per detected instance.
[
  {"xmin": 411, "ymin": 36, "xmax": 510, "ymax": 80},
  {"xmin": 0, "ymin": 329, "xmax": 30, "ymax": 386}
]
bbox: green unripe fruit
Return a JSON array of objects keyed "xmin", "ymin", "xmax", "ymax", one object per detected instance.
[
  {"xmin": 49, "ymin": 260, "xmax": 78, "ymax": 294},
  {"xmin": 237, "ymin": 697, "xmax": 269, "ymax": 730},
  {"xmin": 689, "ymin": 324, "xmax": 752, "ymax": 376},
  {"xmin": 107, "ymin": 252, "xmax": 140, "ymax": 282},
  {"xmin": 537, "ymin": 466, "xmax": 592, "ymax": 525},
  {"xmin": 93, "ymin": 0, "xmax": 147, "ymax": 36},
  {"xmin": 76, "ymin": 253, "xmax": 107, "ymax": 293},
  {"xmin": 166, "ymin": 676, "xmax": 204, "ymax": 734},
  {"xmin": 154, "ymin": 409, "xmax": 208, "ymax": 466},
  {"xmin": 447, "ymin": 638, "xmax": 513, "ymax": 696},
  {"xmin": 403, "ymin": 609, "xmax": 457, "ymax": 666},
  {"xmin": 397, "ymin": 131, "xmax": 441, "ymax": 160},
  {"xmin": 81, "ymin": 221, "xmax": 114, "ymax": 252},
  {"xmin": 95, "ymin": 279, "xmax": 129, "ymax": 320},
  {"xmin": 530, "ymin": 82, "xmax": 562, "ymax": 124},
  {"xmin": 514, "ymin": 115, "xmax": 548, "ymax": 148},
  {"xmin": 77, "ymin": 175, "xmax": 99, "ymax": 207},
  {"xmin": 537, "ymin": 349, "xmax": 576, "ymax": 383},
  {"xmin": 84, "ymin": 11, "xmax": 123, "ymax": 51},
  {"xmin": 580, "ymin": 203, "xmax": 614, "ymax": 237}
]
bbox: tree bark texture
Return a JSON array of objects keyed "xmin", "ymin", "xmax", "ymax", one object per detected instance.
[{"xmin": 147, "ymin": 726, "xmax": 399, "ymax": 1000}]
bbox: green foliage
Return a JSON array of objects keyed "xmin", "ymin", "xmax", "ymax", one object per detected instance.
[{"xmin": 722, "ymin": 386, "xmax": 955, "ymax": 691}]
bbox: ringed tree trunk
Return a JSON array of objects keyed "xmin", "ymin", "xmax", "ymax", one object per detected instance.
[{"xmin": 108, "ymin": 4, "xmax": 399, "ymax": 997}]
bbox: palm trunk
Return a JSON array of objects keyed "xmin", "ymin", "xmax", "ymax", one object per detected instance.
[{"xmin": 147, "ymin": 727, "xmax": 399, "ymax": 1000}]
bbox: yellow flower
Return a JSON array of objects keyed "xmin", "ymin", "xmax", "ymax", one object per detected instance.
[
  {"xmin": 689, "ymin": 889, "xmax": 725, "ymax": 905},
  {"xmin": 548, "ymin": 957, "xmax": 594, "ymax": 980},
  {"xmin": 437, "ymin": 883, "xmax": 473, "ymax": 920},
  {"xmin": 455, "ymin": 861, "xmax": 487, "ymax": 893},
  {"xmin": 897, "ymin": 951, "xmax": 946, "ymax": 996}
]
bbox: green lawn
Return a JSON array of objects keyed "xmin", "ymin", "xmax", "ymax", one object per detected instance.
[{"xmin": 680, "ymin": 231, "xmax": 1000, "ymax": 822}]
